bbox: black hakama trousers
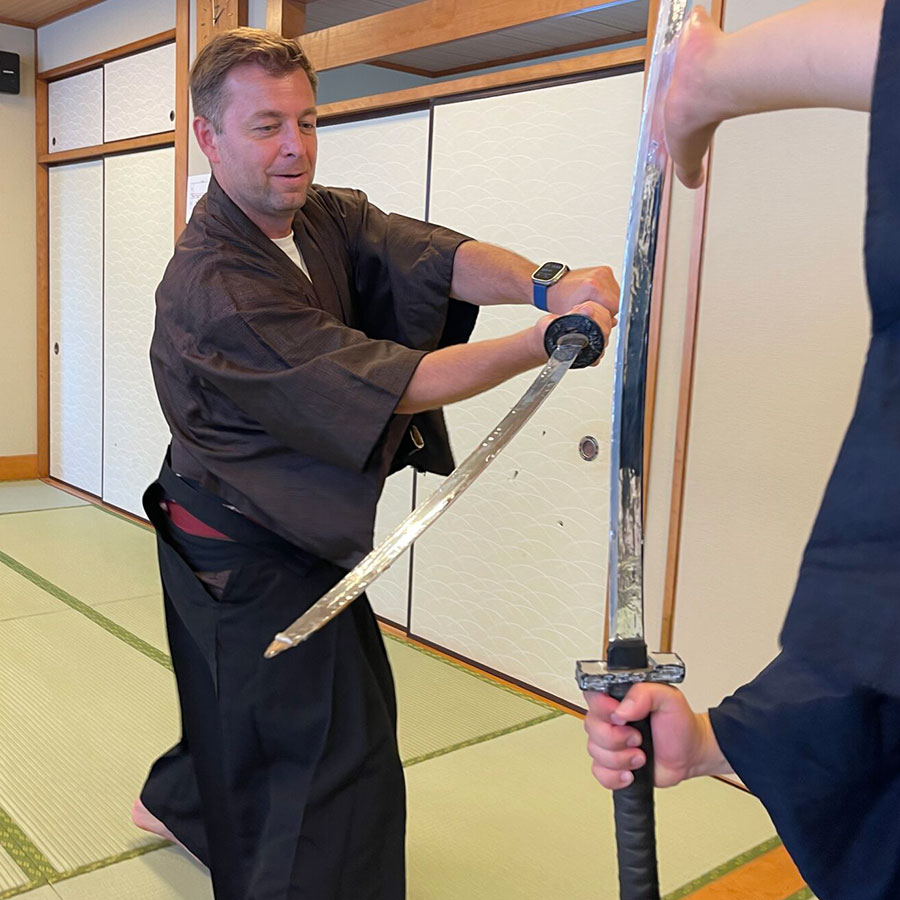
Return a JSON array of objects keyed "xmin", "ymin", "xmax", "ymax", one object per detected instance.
[{"xmin": 140, "ymin": 461, "xmax": 406, "ymax": 900}]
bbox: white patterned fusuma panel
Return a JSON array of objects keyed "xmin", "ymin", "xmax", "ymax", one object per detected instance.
[
  {"xmin": 104, "ymin": 43, "xmax": 177, "ymax": 144},
  {"xmin": 316, "ymin": 110, "xmax": 430, "ymax": 627},
  {"xmin": 49, "ymin": 161, "xmax": 104, "ymax": 496},
  {"xmin": 48, "ymin": 69, "xmax": 103, "ymax": 153},
  {"xmin": 415, "ymin": 73, "xmax": 644, "ymax": 704},
  {"xmin": 102, "ymin": 147, "xmax": 174, "ymax": 517},
  {"xmin": 315, "ymin": 110, "xmax": 429, "ymax": 219}
]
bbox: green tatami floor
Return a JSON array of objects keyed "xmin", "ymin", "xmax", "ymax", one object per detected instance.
[{"xmin": 0, "ymin": 480, "xmax": 813, "ymax": 899}]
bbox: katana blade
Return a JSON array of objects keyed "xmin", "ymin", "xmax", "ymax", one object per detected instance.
[
  {"xmin": 575, "ymin": 5, "xmax": 690, "ymax": 900},
  {"xmin": 609, "ymin": 0, "xmax": 689, "ymax": 651},
  {"xmin": 266, "ymin": 320, "xmax": 602, "ymax": 658}
]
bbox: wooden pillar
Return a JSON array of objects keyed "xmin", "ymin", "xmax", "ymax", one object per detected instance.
[
  {"xmin": 175, "ymin": 0, "xmax": 190, "ymax": 240},
  {"xmin": 196, "ymin": 0, "xmax": 248, "ymax": 52},
  {"xmin": 35, "ymin": 30, "xmax": 50, "ymax": 479},
  {"xmin": 267, "ymin": 0, "xmax": 307, "ymax": 38}
]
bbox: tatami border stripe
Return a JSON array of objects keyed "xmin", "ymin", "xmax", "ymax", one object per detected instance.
[
  {"xmin": 0, "ymin": 503, "xmax": 87, "ymax": 517},
  {"xmin": 662, "ymin": 835, "xmax": 783, "ymax": 899},
  {"xmin": 0, "ymin": 548, "xmax": 172, "ymax": 671},
  {"xmin": 50, "ymin": 838, "xmax": 171, "ymax": 885},
  {"xmin": 0, "ymin": 840, "xmax": 172, "ymax": 899},
  {"xmin": 0, "ymin": 803, "xmax": 58, "ymax": 889},
  {"xmin": 402, "ymin": 710, "xmax": 562, "ymax": 768}
]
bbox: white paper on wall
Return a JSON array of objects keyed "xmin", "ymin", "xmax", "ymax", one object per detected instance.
[{"xmin": 186, "ymin": 173, "xmax": 211, "ymax": 222}]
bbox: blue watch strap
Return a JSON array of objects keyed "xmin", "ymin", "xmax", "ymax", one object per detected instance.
[{"xmin": 533, "ymin": 282, "xmax": 550, "ymax": 311}]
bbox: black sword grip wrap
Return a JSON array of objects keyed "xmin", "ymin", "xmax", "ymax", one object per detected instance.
[
  {"xmin": 609, "ymin": 683, "xmax": 660, "ymax": 900},
  {"xmin": 542, "ymin": 314, "xmax": 605, "ymax": 369}
]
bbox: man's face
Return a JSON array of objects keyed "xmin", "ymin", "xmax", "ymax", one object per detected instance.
[{"xmin": 197, "ymin": 63, "xmax": 318, "ymax": 238}]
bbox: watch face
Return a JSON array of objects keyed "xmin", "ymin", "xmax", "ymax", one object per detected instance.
[{"xmin": 533, "ymin": 261, "xmax": 566, "ymax": 284}]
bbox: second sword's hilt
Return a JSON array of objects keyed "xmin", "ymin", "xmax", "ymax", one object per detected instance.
[{"xmin": 577, "ymin": 649, "xmax": 685, "ymax": 900}]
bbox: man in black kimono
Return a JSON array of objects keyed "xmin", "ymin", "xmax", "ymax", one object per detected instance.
[
  {"xmin": 585, "ymin": 3, "xmax": 900, "ymax": 899},
  {"xmin": 132, "ymin": 27, "xmax": 618, "ymax": 900}
]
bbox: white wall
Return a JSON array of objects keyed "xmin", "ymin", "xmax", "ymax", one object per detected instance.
[
  {"xmin": 0, "ymin": 25, "xmax": 37, "ymax": 457},
  {"xmin": 38, "ymin": 0, "xmax": 175, "ymax": 71}
]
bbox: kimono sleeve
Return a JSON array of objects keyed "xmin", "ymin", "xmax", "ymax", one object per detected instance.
[
  {"xmin": 318, "ymin": 187, "xmax": 476, "ymax": 350},
  {"xmin": 184, "ymin": 266, "xmax": 426, "ymax": 473}
]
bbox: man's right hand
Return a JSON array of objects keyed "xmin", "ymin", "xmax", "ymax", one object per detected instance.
[{"xmin": 583, "ymin": 683, "xmax": 732, "ymax": 789}]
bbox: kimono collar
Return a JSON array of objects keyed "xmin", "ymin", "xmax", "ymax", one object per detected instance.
[{"xmin": 202, "ymin": 174, "xmax": 347, "ymax": 317}]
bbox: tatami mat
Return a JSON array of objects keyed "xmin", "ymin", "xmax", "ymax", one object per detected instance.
[
  {"xmin": 0, "ymin": 608, "xmax": 179, "ymax": 875},
  {"xmin": 8, "ymin": 888, "xmax": 55, "ymax": 900},
  {"xmin": 72, "ymin": 596, "xmax": 555, "ymax": 767},
  {"xmin": 0, "ymin": 511, "xmax": 563, "ymax": 894},
  {"xmin": 0, "ymin": 843, "xmax": 28, "ymax": 895},
  {"xmin": 0, "ymin": 566, "xmax": 61, "ymax": 623},
  {"xmin": 0, "ymin": 507, "xmax": 159, "ymax": 607},
  {"xmin": 0, "ymin": 501, "xmax": 808, "ymax": 898},
  {"xmin": 0, "ymin": 482, "xmax": 86, "ymax": 516},
  {"xmin": 44, "ymin": 598, "xmax": 557, "ymax": 769},
  {"xmin": 406, "ymin": 714, "xmax": 778, "ymax": 900},
  {"xmin": 387, "ymin": 638, "xmax": 558, "ymax": 764}
]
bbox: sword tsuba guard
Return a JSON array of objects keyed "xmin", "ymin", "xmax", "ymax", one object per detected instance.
[
  {"xmin": 575, "ymin": 652, "xmax": 685, "ymax": 693},
  {"xmin": 543, "ymin": 314, "xmax": 605, "ymax": 369}
]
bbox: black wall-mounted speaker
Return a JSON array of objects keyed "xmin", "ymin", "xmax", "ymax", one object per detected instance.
[{"xmin": 0, "ymin": 52, "xmax": 21, "ymax": 95}]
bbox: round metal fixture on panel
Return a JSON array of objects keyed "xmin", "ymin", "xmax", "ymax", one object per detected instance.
[{"xmin": 579, "ymin": 436, "xmax": 599, "ymax": 461}]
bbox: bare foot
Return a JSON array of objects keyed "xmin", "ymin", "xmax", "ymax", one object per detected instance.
[
  {"xmin": 664, "ymin": 6, "xmax": 727, "ymax": 189},
  {"xmin": 131, "ymin": 798, "xmax": 204, "ymax": 865}
]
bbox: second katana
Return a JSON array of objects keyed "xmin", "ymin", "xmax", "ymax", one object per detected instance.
[{"xmin": 577, "ymin": 1, "xmax": 689, "ymax": 899}]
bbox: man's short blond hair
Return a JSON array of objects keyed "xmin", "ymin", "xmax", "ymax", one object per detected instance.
[{"xmin": 191, "ymin": 27, "xmax": 318, "ymax": 132}]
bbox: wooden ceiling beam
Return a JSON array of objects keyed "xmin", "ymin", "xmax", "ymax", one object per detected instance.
[
  {"xmin": 0, "ymin": 15, "xmax": 34, "ymax": 27},
  {"xmin": 299, "ymin": 0, "xmax": 638, "ymax": 72},
  {"xmin": 372, "ymin": 29, "xmax": 647, "ymax": 79},
  {"xmin": 267, "ymin": 0, "xmax": 307, "ymax": 37},
  {"xmin": 317, "ymin": 43, "xmax": 645, "ymax": 120}
]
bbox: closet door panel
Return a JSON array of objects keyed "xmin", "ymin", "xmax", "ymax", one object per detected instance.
[
  {"xmin": 104, "ymin": 43, "xmax": 177, "ymax": 143},
  {"xmin": 49, "ymin": 161, "xmax": 104, "ymax": 495},
  {"xmin": 415, "ymin": 73, "xmax": 644, "ymax": 704},
  {"xmin": 316, "ymin": 110, "xmax": 431, "ymax": 627},
  {"xmin": 48, "ymin": 69, "xmax": 103, "ymax": 153},
  {"xmin": 102, "ymin": 147, "xmax": 174, "ymax": 516}
]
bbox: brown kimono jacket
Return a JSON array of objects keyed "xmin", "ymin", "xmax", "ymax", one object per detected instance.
[{"xmin": 150, "ymin": 175, "xmax": 476, "ymax": 568}]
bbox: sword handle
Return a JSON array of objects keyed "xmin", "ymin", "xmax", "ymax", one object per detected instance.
[
  {"xmin": 609, "ymin": 682, "xmax": 660, "ymax": 900},
  {"xmin": 543, "ymin": 314, "xmax": 605, "ymax": 369}
]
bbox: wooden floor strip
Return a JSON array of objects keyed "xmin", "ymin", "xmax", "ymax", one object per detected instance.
[{"xmin": 682, "ymin": 844, "xmax": 807, "ymax": 899}]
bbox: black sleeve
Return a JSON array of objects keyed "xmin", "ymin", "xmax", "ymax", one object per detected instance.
[{"xmin": 708, "ymin": 651, "xmax": 900, "ymax": 897}]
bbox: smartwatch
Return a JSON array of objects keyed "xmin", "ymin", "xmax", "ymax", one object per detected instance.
[{"xmin": 532, "ymin": 262, "xmax": 569, "ymax": 311}]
